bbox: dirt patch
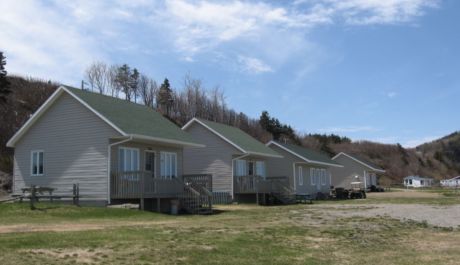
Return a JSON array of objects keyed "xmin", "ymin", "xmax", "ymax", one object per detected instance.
[
  {"xmin": 367, "ymin": 190, "xmax": 442, "ymax": 198},
  {"xmin": 26, "ymin": 248, "xmax": 111, "ymax": 263},
  {"xmin": 0, "ymin": 220, "xmax": 182, "ymax": 234}
]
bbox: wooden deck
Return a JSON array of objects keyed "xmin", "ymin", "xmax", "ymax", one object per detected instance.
[
  {"xmin": 234, "ymin": 175, "xmax": 296, "ymax": 205},
  {"xmin": 110, "ymin": 171, "xmax": 183, "ymax": 199},
  {"xmin": 234, "ymin": 175, "xmax": 291, "ymax": 194}
]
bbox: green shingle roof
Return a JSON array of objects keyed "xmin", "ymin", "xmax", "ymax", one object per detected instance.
[
  {"xmin": 194, "ymin": 118, "xmax": 281, "ymax": 157},
  {"xmin": 273, "ymin": 141, "xmax": 341, "ymax": 167},
  {"xmin": 341, "ymin": 153, "xmax": 385, "ymax": 171},
  {"xmin": 64, "ymin": 86, "xmax": 200, "ymax": 146}
]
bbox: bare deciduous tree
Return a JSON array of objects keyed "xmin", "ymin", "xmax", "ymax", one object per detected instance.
[
  {"xmin": 85, "ymin": 61, "xmax": 108, "ymax": 94},
  {"xmin": 139, "ymin": 74, "xmax": 157, "ymax": 108}
]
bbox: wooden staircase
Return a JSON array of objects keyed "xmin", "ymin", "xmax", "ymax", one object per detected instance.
[
  {"xmin": 262, "ymin": 177, "xmax": 296, "ymax": 205},
  {"xmin": 179, "ymin": 175, "xmax": 213, "ymax": 214},
  {"xmin": 270, "ymin": 185, "xmax": 296, "ymax": 205}
]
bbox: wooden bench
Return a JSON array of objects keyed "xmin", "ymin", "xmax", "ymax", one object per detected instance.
[{"xmin": 296, "ymin": 194, "xmax": 313, "ymax": 204}]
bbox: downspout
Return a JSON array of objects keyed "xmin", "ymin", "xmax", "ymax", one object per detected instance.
[
  {"xmin": 231, "ymin": 153, "xmax": 250, "ymax": 199},
  {"xmin": 107, "ymin": 136, "xmax": 133, "ymax": 205},
  {"xmin": 363, "ymin": 170, "xmax": 367, "ymax": 190},
  {"xmin": 292, "ymin": 162, "xmax": 297, "ymax": 193}
]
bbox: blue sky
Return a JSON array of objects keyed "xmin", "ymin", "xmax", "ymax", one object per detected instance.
[{"xmin": 1, "ymin": 0, "xmax": 458, "ymax": 147}]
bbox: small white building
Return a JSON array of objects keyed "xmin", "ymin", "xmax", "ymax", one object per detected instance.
[
  {"xmin": 403, "ymin": 176, "xmax": 433, "ymax": 188},
  {"xmin": 440, "ymin": 176, "xmax": 460, "ymax": 188}
]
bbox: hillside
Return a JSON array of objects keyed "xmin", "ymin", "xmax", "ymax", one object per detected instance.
[
  {"xmin": 0, "ymin": 76, "xmax": 459, "ymax": 190},
  {"xmin": 0, "ymin": 76, "xmax": 58, "ymax": 177}
]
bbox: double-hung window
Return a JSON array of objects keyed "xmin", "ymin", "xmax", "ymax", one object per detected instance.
[
  {"xmin": 321, "ymin": 169, "xmax": 327, "ymax": 185},
  {"xmin": 31, "ymin": 151, "xmax": 44, "ymax": 176},
  {"xmin": 119, "ymin": 147, "xmax": 140, "ymax": 180},
  {"xmin": 298, "ymin": 166, "xmax": 303, "ymax": 186},
  {"xmin": 160, "ymin": 152, "xmax": 177, "ymax": 179},
  {"xmin": 235, "ymin": 160, "xmax": 247, "ymax": 177},
  {"xmin": 255, "ymin": 161, "xmax": 266, "ymax": 178}
]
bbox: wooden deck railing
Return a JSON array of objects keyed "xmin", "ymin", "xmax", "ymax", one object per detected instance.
[
  {"xmin": 111, "ymin": 172, "xmax": 213, "ymax": 200},
  {"xmin": 234, "ymin": 175, "xmax": 260, "ymax": 193},
  {"xmin": 110, "ymin": 171, "xmax": 183, "ymax": 199},
  {"xmin": 234, "ymin": 175, "xmax": 291, "ymax": 194}
]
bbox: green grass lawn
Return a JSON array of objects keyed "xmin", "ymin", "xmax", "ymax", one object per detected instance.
[{"xmin": 0, "ymin": 195, "xmax": 459, "ymax": 264}]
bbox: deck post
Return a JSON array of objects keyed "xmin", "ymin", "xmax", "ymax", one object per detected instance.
[
  {"xmin": 140, "ymin": 172, "xmax": 145, "ymax": 211},
  {"xmin": 30, "ymin": 185, "xmax": 36, "ymax": 210},
  {"xmin": 157, "ymin": 198, "xmax": 161, "ymax": 212},
  {"xmin": 256, "ymin": 177, "xmax": 259, "ymax": 205}
]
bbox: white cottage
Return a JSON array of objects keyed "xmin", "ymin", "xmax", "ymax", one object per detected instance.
[
  {"xmin": 440, "ymin": 176, "xmax": 460, "ymax": 188},
  {"xmin": 403, "ymin": 176, "xmax": 433, "ymax": 188}
]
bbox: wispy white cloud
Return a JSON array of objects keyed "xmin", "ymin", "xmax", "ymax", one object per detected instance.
[
  {"xmin": 387, "ymin": 91, "xmax": 398, "ymax": 98},
  {"xmin": 295, "ymin": 0, "xmax": 440, "ymax": 25},
  {"xmin": 318, "ymin": 126, "xmax": 379, "ymax": 134},
  {"xmin": 0, "ymin": 0, "xmax": 440, "ymax": 83},
  {"xmin": 237, "ymin": 55, "xmax": 273, "ymax": 74},
  {"xmin": 329, "ymin": 0, "xmax": 440, "ymax": 25}
]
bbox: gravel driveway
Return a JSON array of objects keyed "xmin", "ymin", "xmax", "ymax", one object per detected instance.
[{"xmin": 315, "ymin": 204, "xmax": 460, "ymax": 228}]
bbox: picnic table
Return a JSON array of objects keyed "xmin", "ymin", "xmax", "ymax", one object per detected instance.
[
  {"xmin": 20, "ymin": 186, "xmax": 55, "ymax": 202},
  {"xmin": 12, "ymin": 184, "xmax": 80, "ymax": 210}
]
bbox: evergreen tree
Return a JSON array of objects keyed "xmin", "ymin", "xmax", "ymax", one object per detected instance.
[
  {"xmin": 259, "ymin": 111, "xmax": 271, "ymax": 131},
  {"xmin": 0, "ymin": 52, "xmax": 11, "ymax": 103},
  {"xmin": 115, "ymin": 64, "xmax": 132, "ymax": 101},
  {"xmin": 130, "ymin": 68, "xmax": 139, "ymax": 102},
  {"xmin": 157, "ymin": 78, "xmax": 173, "ymax": 116}
]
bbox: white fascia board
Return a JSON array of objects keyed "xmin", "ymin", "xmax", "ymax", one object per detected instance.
[
  {"xmin": 182, "ymin": 118, "xmax": 246, "ymax": 153},
  {"xmin": 62, "ymin": 86, "xmax": 126, "ymax": 136},
  {"xmin": 332, "ymin": 152, "xmax": 385, "ymax": 172},
  {"xmin": 267, "ymin": 141, "xmax": 342, "ymax": 168},
  {"xmin": 7, "ymin": 87, "xmax": 67, "ymax": 147},
  {"xmin": 129, "ymin": 134, "xmax": 205, "ymax": 148}
]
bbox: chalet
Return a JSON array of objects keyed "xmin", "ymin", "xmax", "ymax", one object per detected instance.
[
  {"xmin": 6, "ymin": 86, "xmax": 213, "ymax": 213},
  {"xmin": 330, "ymin": 152, "xmax": 385, "ymax": 190},
  {"xmin": 265, "ymin": 141, "xmax": 343, "ymax": 198},
  {"xmin": 182, "ymin": 118, "xmax": 287, "ymax": 204}
]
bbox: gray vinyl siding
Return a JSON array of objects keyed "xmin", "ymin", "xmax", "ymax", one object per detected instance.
[
  {"xmin": 266, "ymin": 144, "xmax": 331, "ymax": 196},
  {"xmin": 13, "ymin": 93, "xmax": 122, "ymax": 202},
  {"xmin": 330, "ymin": 155, "xmax": 367, "ymax": 189},
  {"xmin": 183, "ymin": 122, "xmax": 242, "ymax": 193},
  {"xmin": 110, "ymin": 141, "xmax": 183, "ymax": 178}
]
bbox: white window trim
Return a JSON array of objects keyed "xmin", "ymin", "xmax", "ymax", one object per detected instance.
[
  {"xmin": 298, "ymin": 166, "xmax": 303, "ymax": 186},
  {"xmin": 119, "ymin": 147, "xmax": 140, "ymax": 171},
  {"xmin": 310, "ymin": 168, "xmax": 315, "ymax": 186},
  {"xmin": 160, "ymin": 151, "xmax": 178, "ymax": 179},
  {"xmin": 31, "ymin": 150, "xmax": 44, "ymax": 176},
  {"xmin": 119, "ymin": 147, "xmax": 140, "ymax": 181},
  {"xmin": 144, "ymin": 150, "xmax": 156, "ymax": 177}
]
